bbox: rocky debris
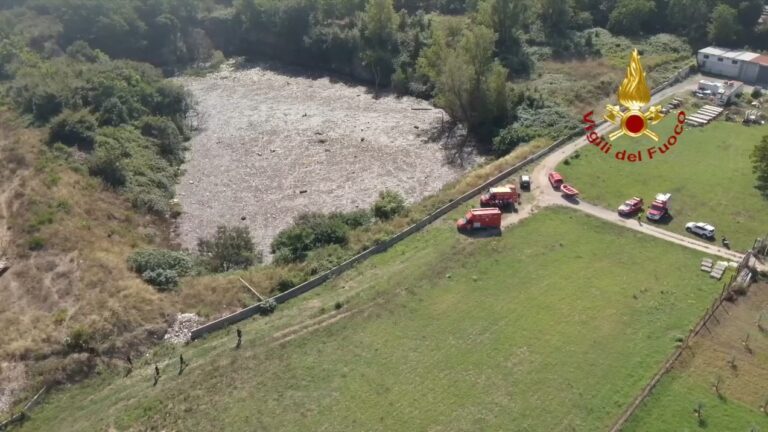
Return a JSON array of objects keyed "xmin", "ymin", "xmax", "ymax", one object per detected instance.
[
  {"xmin": 0, "ymin": 259, "xmax": 8, "ymax": 277},
  {"xmin": 164, "ymin": 313, "xmax": 203, "ymax": 344}
]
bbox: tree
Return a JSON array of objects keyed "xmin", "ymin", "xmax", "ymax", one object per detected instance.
[
  {"xmin": 607, "ymin": 0, "xmax": 656, "ymax": 36},
  {"xmin": 708, "ymin": 4, "xmax": 740, "ymax": 46},
  {"xmin": 360, "ymin": 0, "xmax": 399, "ymax": 90},
  {"xmin": 667, "ymin": 0, "xmax": 713, "ymax": 47},
  {"xmin": 754, "ymin": 136, "xmax": 768, "ymax": 194},
  {"xmin": 474, "ymin": 0, "xmax": 532, "ymax": 74},
  {"xmin": 736, "ymin": 0, "xmax": 763, "ymax": 30},
  {"xmin": 373, "ymin": 189, "xmax": 406, "ymax": 220},
  {"xmin": 538, "ymin": 0, "xmax": 573, "ymax": 40},
  {"xmin": 197, "ymin": 225, "xmax": 260, "ymax": 273}
]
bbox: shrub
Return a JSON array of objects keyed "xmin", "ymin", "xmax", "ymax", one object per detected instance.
[
  {"xmin": 28, "ymin": 235, "xmax": 45, "ymax": 251},
  {"xmin": 138, "ymin": 116, "xmax": 185, "ymax": 164},
  {"xmin": 64, "ymin": 326, "xmax": 93, "ymax": 353},
  {"xmin": 373, "ymin": 189, "xmax": 406, "ymax": 220},
  {"xmin": 271, "ymin": 212, "xmax": 366, "ymax": 263},
  {"xmin": 261, "ymin": 298, "xmax": 278, "ymax": 315},
  {"xmin": 197, "ymin": 225, "xmax": 260, "ymax": 273},
  {"xmin": 88, "ymin": 135, "xmax": 130, "ymax": 187},
  {"xmin": 752, "ymin": 87, "xmax": 763, "ymax": 99},
  {"xmin": 141, "ymin": 269, "xmax": 180, "ymax": 290},
  {"xmin": 98, "ymin": 97, "xmax": 129, "ymax": 127},
  {"xmin": 128, "ymin": 249, "xmax": 193, "ymax": 276},
  {"xmin": 48, "ymin": 110, "xmax": 98, "ymax": 149}
]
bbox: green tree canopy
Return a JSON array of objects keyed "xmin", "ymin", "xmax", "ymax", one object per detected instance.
[
  {"xmin": 607, "ymin": 0, "xmax": 656, "ymax": 36},
  {"xmin": 708, "ymin": 4, "xmax": 740, "ymax": 46}
]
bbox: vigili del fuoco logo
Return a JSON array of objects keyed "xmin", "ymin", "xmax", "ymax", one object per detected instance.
[{"xmin": 582, "ymin": 49, "xmax": 687, "ymax": 163}]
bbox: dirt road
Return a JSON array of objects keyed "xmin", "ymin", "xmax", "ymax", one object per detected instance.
[{"xmin": 503, "ymin": 76, "xmax": 744, "ymax": 262}]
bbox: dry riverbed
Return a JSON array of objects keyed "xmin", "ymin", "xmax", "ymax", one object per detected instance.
[{"xmin": 174, "ymin": 62, "xmax": 475, "ymax": 258}]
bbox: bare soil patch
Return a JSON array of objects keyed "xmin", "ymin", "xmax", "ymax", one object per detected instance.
[{"xmin": 174, "ymin": 63, "xmax": 475, "ymax": 258}]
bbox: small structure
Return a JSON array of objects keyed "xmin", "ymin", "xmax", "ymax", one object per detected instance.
[
  {"xmin": 698, "ymin": 46, "xmax": 768, "ymax": 86},
  {"xmin": 693, "ymin": 79, "xmax": 743, "ymax": 106}
]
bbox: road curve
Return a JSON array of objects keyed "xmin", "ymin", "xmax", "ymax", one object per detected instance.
[{"xmin": 503, "ymin": 75, "xmax": 744, "ymax": 262}]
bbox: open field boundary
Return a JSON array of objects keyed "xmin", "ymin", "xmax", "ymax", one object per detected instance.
[
  {"xmin": 610, "ymin": 252, "xmax": 753, "ymax": 432},
  {"xmin": 189, "ymin": 65, "xmax": 695, "ymax": 341}
]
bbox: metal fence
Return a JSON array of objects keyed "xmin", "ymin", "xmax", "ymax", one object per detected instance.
[{"xmin": 190, "ymin": 65, "xmax": 696, "ymax": 341}]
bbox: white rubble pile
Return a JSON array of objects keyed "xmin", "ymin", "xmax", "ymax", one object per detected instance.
[{"xmin": 164, "ymin": 313, "xmax": 203, "ymax": 344}]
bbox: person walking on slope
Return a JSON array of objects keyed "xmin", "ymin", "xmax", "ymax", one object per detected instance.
[
  {"xmin": 178, "ymin": 354, "xmax": 187, "ymax": 375},
  {"xmin": 236, "ymin": 327, "xmax": 242, "ymax": 349},
  {"xmin": 153, "ymin": 364, "xmax": 161, "ymax": 386}
]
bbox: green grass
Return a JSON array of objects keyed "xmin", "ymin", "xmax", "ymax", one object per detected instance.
[
  {"xmin": 558, "ymin": 116, "xmax": 768, "ymax": 252},
  {"xmin": 22, "ymin": 208, "xmax": 721, "ymax": 432},
  {"xmin": 623, "ymin": 371, "xmax": 768, "ymax": 432}
]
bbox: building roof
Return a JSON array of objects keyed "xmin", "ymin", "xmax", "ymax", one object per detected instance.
[
  {"xmin": 735, "ymin": 52, "xmax": 759, "ymax": 61},
  {"xmin": 752, "ymin": 55, "xmax": 768, "ymax": 66},
  {"xmin": 700, "ymin": 47, "xmax": 728, "ymax": 56},
  {"xmin": 699, "ymin": 46, "xmax": 768, "ymax": 66}
]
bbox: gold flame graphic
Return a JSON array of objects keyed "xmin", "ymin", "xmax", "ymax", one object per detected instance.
[{"xmin": 618, "ymin": 49, "xmax": 651, "ymax": 110}]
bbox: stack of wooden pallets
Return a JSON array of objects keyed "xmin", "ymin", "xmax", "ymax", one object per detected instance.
[
  {"xmin": 686, "ymin": 105, "xmax": 724, "ymax": 127},
  {"xmin": 710, "ymin": 261, "xmax": 728, "ymax": 280}
]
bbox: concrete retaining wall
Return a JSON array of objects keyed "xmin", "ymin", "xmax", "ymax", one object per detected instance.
[{"xmin": 190, "ymin": 66, "xmax": 695, "ymax": 341}]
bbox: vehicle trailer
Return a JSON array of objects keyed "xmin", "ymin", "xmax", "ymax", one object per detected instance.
[
  {"xmin": 457, "ymin": 208, "xmax": 502, "ymax": 231},
  {"xmin": 480, "ymin": 184, "xmax": 520, "ymax": 209}
]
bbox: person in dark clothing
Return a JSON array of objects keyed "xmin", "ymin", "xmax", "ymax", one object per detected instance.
[
  {"xmin": 153, "ymin": 364, "xmax": 161, "ymax": 386},
  {"xmin": 178, "ymin": 354, "xmax": 187, "ymax": 375},
  {"xmin": 236, "ymin": 328, "xmax": 242, "ymax": 349},
  {"xmin": 124, "ymin": 354, "xmax": 134, "ymax": 377}
]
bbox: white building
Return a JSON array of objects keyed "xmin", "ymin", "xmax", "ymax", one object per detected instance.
[{"xmin": 698, "ymin": 47, "xmax": 768, "ymax": 86}]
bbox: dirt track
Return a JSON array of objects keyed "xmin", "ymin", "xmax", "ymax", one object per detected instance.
[
  {"xmin": 503, "ymin": 75, "xmax": 743, "ymax": 262},
  {"xmin": 174, "ymin": 63, "xmax": 474, "ymax": 258}
]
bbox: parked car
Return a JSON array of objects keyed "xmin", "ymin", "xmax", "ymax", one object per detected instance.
[
  {"xmin": 618, "ymin": 197, "xmax": 644, "ymax": 216},
  {"xmin": 520, "ymin": 175, "xmax": 531, "ymax": 191},
  {"xmin": 548, "ymin": 172, "xmax": 564, "ymax": 190},
  {"xmin": 685, "ymin": 222, "xmax": 716, "ymax": 240}
]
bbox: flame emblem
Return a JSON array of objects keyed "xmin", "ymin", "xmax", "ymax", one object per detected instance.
[{"xmin": 604, "ymin": 49, "xmax": 664, "ymax": 141}]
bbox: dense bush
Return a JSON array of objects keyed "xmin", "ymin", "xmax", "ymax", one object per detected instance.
[
  {"xmin": 48, "ymin": 110, "xmax": 98, "ymax": 149},
  {"xmin": 197, "ymin": 225, "xmax": 260, "ymax": 273},
  {"xmin": 128, "ymin": 249, "xmax": 193, "ymax": 276},
  {"xmin": 272, "ymin": 211, "xmax": 373, "ymax": 263},
  {"xmin": 493, "ymin": 104, "xmax": 580, "ymax": 155},
  {"xmin": 373, "ymin": 189, "xmax": 406, "ymax": 220},
  {"xmin": 141, "ymin": 269, "xmax": 180, "ymax": 290}
]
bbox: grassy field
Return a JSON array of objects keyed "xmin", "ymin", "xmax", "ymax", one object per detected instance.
[
  {"xmin": 624, "ymin": 283, "xmax": 768, "ymax": 432},
  {"xmin": 21, "ymin": 207, "xmax": 722, "ymax": 431},
  {"xmin": 558, "ymin": 114, "xmax": 768, "ymax": 252}
]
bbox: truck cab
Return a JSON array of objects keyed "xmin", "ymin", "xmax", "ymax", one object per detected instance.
[{"xmin": 646, "ymin": 193, "xmax": 671, "ymax": 221}]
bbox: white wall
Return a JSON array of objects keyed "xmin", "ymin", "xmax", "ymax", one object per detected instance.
[{"xmin": 699, "ymin": 53, "xmax": 742, "ymax": 78}]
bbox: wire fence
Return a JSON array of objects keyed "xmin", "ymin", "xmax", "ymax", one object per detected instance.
[{"xmin": 608, "ymin": 251, "xmax": 752, "ymax": 432}]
